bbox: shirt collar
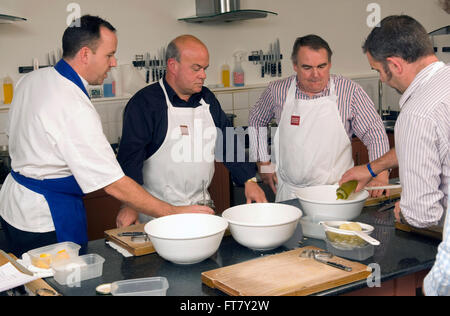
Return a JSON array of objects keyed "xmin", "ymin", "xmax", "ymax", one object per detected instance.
[
  {"xmin": 163, "ymin": 77, "xmax": 203, "ymax": 106},
  {"xmin": 296, "ymin": 75, "xmax": 332, "ymax": 99},
  {"xmin": 399, "ymin": 61, "xmax": 445, "ymax": 109}
]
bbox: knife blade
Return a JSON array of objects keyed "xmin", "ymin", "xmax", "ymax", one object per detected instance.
[
  {"xmin": 0, "ymin": 250, "xmax": 34, "ymax": 276},
  {"xmin": 145, "ymin": 53, "xmax": 150, "ymax": 84},
  {"xmin": 118, "ymin": 232, "xmax": 146, "ymax": 237},
  {"xmin": 276, "ymin": 38, "xmax": 282, "ymax": 77}
]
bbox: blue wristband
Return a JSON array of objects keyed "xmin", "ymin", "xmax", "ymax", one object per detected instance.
[{"xmin": 367, "ymin": 163, "xmax": 377, "ymax": 178}]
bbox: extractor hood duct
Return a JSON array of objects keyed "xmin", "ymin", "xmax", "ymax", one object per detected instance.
[{"xmin": 179, "ymin": 0, "xmax": 277, "ymax": 23}]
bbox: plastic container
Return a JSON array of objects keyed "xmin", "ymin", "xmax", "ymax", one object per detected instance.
[
  {"xmin": 3, "ymin": 75, "xmax": 13, "ymax": 104},
  {"xmin": 321, "ymin": 221, "xmax": 375, "ymax": 250},
  {"xmin": 326, "ymin": 239, "xmax": 375, "ymax": 261},
  {"xmin": 103, "ymin": 72, "xmax": 115, "ymax": 97},
  {"xmin": 52, "ymin": 254, "xmax": 105, "ymax": 286},
  {"xmin": 27, "ymin": 241, "xmax": 81, "ymax": 270},
  {"xmin": 111, "ymin": 277, "xmax": 169, "ymax": 296}
]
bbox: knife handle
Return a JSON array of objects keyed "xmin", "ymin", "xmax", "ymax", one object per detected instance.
[
  {"xmin": 278, "ymin": 62, "xmax": 282, "ymax": 77},
  {"xmin": 261, "ymin": 65, "xmax": 265, "ymax": 78},
  {"xmin": 325, "ymin": 261, "xmax": 352, "ymax": 272}
]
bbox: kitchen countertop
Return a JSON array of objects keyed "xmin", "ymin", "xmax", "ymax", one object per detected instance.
[{"xmin": 45, "ymin": 199, "xmax": 439, "ymax": 296}]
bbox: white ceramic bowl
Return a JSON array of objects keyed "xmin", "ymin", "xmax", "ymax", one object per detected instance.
[
  {"xmin": 296, "ymin": 185, "xmax": 369, "ymax": 222},
  {"xmin": 222, "ymin": 203, "xmax": 303, "ymax": 251},
  {"xmin": 144, "ymin": 214, "xmax": 228, "ymax": 265}
]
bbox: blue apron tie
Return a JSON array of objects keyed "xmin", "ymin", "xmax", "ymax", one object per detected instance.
[
  {"xmin": 10, "ymin": 170, "xmax": 88, "ymax": 246},
  {"xmin": 9, "ymin": 60, "xmax": 91, "ymax": 246}
]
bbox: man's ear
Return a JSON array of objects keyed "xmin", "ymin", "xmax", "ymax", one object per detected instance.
[
  {"xmin": 166, "ymin": 58, "xmax": 178, "ymax": 75},
  {"xmin": 386, "ymin": 56, "xmax": 404, "ymax": 76},
  {"xmin": 77, "ymin": 47, "xmax": 91, "ymax": 65}
]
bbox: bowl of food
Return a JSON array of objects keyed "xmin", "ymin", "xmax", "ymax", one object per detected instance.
[
  {"xmin": 320, "ymin": 221, "xmax": 376, "ymax": 250},
  {"xmin": 144, "ymin": 214, "xmax": 228, "ymax": 265},
  {"xmin": 295, "ymin": 185, "xmax": 369, "ymax": 222},
  {"xmin": 221, "ymin": 203, "xmax": 302, "ymax": 251}
]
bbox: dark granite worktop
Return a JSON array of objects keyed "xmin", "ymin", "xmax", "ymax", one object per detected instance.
[{"xmin": 44, "ymin": 198, "xmax": 439, "ymax": 297}]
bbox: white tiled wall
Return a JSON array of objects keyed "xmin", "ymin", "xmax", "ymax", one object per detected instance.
[
  {"xmin": 212, "ymin": 76, "xmax": 398, "ymax": 127},
  {"xmin": 0, "ymin": 110, "xmax": 9, "ymax": 147},
  {"xmin": 0, "ymin": 75, "xmax": 400, "ymax": 146},
  {"xmin": 92, "ymin": 98, "xmax": 128, "ymax": 144}
]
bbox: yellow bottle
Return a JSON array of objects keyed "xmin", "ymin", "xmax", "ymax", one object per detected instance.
[
  {"xmin": 3, "ymin": 75, "xmax": 13, "ymax": 104},
  {"xmin": 336, "ymin": 180, "xmax": 358, "ymax": 200},
  {"xmin": 221, "ymin": 63, "xmax": 230, "ymax": 88}
]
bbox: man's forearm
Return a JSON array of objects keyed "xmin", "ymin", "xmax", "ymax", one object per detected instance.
[
  {"xmin": 370, "ymin": 148, "xmax": 398, "ymax": 175},
  {"xmin": 104, "ymin": 176, "xmax": 174, "ymax": 217}
]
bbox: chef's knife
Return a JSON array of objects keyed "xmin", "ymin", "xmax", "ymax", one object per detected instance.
[
  {"xmin": 145, "ymin": 53, "xmax": 150, "ymax": 84},
  {"xmin": 276, "ymin": 38, "xmax": 282, "ymax": 77},
  {"xmin": 0, "ymin": 250, "xmax": 34, "ymax": 276},
  {"xmin": 260, "ymin": 50, "xmax": 264, "ymax": 78}
]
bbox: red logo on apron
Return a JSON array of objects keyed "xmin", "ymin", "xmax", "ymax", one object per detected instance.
[{"xmin": 291, "ymin": 115, "xmax": 300, "ymax": 126}]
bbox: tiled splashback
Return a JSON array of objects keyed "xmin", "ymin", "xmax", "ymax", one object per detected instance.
[{"xmin": 0, "ymin": 75, "xmax": 401, "ymax": 147}]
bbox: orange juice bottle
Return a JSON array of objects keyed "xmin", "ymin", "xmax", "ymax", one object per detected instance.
[{"xmin": 3, "ymin": 75, "xmax": 13, "ymax": 104}]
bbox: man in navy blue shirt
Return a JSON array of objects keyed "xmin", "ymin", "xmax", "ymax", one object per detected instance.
[{"xmin": 116, "ymin": 35, "xmax": 267, "ymax": 226}]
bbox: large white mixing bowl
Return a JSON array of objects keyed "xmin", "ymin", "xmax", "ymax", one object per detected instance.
[
  {"xmin": 222, "ymin": 203, "xmax": 302, "ymax": 251},
  {"xmin": 295, "ymin": 185, "xmax": 369, "ymax": 222},
  {"xmin": 144, "ymin": 214, "xmax": 228, "ymax": 265}
]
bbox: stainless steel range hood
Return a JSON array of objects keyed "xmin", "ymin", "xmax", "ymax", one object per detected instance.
[
  {"xmin": 0, "ymin": 13, "xmax": 27, "ymax": 24},
  {"xmin": 179, "ymin": 0, "xmax": 277, "ymax": 23}
]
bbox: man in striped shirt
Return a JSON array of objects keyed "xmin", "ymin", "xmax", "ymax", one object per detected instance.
[
  {"xmin": 338, "ymin": 15, "xmax": 449, "ymax": 295},
  {"xmin": 249, "ymin": 35, "xmax": 390, "ymax": 202}
]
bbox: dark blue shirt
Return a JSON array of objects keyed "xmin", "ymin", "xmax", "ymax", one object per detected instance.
[{"xmin": 117, "ymin": 79, "xmax": 256, "ymax": 186}]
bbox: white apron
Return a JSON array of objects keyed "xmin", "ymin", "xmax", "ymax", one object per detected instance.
[
  {"xmin": 274, "ymin": 77, "xmax": 354, "ymax": 202},
  {"xmin": 139, "ymin": 80, "xmax": 217, "ymax": 222}
]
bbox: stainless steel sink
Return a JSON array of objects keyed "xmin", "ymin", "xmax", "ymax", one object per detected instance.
[{"xmin": 383, "ymin": 120, "xmax": 396, "ymax": 131}]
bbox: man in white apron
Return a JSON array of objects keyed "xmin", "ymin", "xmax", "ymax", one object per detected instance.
[
  {"xmin": 253, "ymin": 35, "xmax": 390, "ymax": 202},
  {"xmin": 116, "ymin": 35, "xmax": 267, "ymax": 226}
]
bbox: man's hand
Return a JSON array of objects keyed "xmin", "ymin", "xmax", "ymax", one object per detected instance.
[
  {"xmin": 339, "ymin": 165, "xmax": 373, "ymax": 193},
  {"xmin": 116, "ymin": 206, "xmax": 140, "ymax": 228},
  {"xmin": 244, "ymin": 181, "xmax": 268, "ymax": 204},
  {"xmin": 366, "ymin": 170, "xmax": 390, "ymax": 198},
  {"xmin": 394, "ymin": 201, "xmax": 401, "ymax": 223},
  {"xmin": 257, "ymin": 161, "xmax": 278, "ymax": 194}
]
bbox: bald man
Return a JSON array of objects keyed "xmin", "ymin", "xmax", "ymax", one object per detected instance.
[{"xmin": 116, "ymin": 35, "xmax": 267, "ymax": 227}]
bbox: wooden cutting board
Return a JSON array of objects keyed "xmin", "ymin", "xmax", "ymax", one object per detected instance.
[
  {"xmin": 395, "ymin": 222, "xmax": 443, "ymax": 240},
  {"xmin": 0, "ymin": 252, "xmax": 60, "ymax": 296},
  {"xmin": 104, "ymin": 223, "xmax": 155, "ymax": 256},
  {"xmin": 202, "ymin": 246, "xmax": 371, "ymax": 296},
  {"xmin": 365, "ymin": 187, "xmax": 402, "ymax": 206}
]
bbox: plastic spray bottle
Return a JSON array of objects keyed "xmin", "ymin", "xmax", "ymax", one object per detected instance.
[{"xmin": 232, "ymin": 51, "xmax": 246, "ymax": 87}]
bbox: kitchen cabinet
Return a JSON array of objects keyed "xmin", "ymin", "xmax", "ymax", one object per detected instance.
[
  {"xmin": 352, "ymin": 132, "xmax": 399, "ymax": 179},
  {"xmin": 84, "ymin": 161, "xmax": 231, "ymax": 240}
]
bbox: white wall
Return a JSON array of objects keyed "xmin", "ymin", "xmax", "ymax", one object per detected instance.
[{"xmin": 0, "ymin": 0, "xmax": 448, "ymax": 85}]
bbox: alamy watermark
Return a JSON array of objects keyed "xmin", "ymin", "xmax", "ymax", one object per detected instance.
[
  {"xmin": 66, "ymin": 3, "xmax": 81, "ymax": 27},
  {"xmin": 366, "ymin": 3, "xmax": 381, "ymax": 28}
]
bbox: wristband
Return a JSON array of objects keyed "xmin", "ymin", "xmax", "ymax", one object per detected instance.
[{"xmin": 367, "ymin": 163, "xmax": 377, "ymax": 178}]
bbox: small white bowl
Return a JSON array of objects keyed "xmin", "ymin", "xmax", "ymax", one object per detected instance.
[
  {"xmin": 296, "ymin": 185, "xmax": 369, "ymax": 222},
  {"xmin": 222, "ymin": 203, "xmax": 302, "ymax": 251},
  {"xmin": 144, "ymin": 214, "xmax": 228, "ymax": 265}
]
